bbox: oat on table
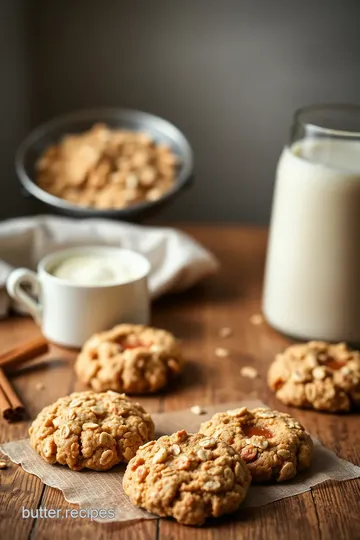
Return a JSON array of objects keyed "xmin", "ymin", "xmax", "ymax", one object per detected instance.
[
  {"xmin": 199, "ymin": 407, "xmax": 313, "ymax": 483},
  {"xmin": 268, "ymin": 341, "xmax": 360, "ymax": 412},
  {"xmin": 240, "ymin": 366, "xmax": 258, "ymax": 379},
  {"xmin": 123, "ymin": 430, "xmax": 251, "ymax": 526},
  {"xmin": 75, "ymin": 324, "xmax": 183, "ymax": 394},
  {"xmin": 218, "ymin": 327, "xmax": 232, "ymax": 338},
  {"xmin": 29, "ymin": 390, "xmax": 154, "ymax": 471},
  {"xmin": 214, "ymin": 347, "xmax": 229, "ymax": 358}
]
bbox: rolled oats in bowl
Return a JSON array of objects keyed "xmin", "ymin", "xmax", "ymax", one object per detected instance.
[
  {"xmin": 35, "ymin": 123, "xmax": 180, "ymax": 210},
  {"xmin": 17, "ymin": 109, "xmax": 193, "ymax": 220}
]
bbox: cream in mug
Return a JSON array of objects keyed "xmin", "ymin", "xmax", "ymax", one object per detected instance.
[
  {"xmin": 6, "ymin": 246, "xmax": 150, "ymax": 347},
  {"xmin": 50, "ymin": 254, "xmax": 137, "ymax": 285},
  {"xmin": 263, "ymin": 137, "xmax": 360, "ymax": 342}
]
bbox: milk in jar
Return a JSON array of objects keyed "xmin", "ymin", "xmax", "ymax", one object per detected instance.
[{"xmin": 263, "ymin": 105, "xmax": 360, "ymax": 342}]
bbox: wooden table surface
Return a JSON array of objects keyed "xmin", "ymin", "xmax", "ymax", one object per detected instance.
[{"xmin": 0, "ymin": 225, "xmax": 359, "ymax": 540}]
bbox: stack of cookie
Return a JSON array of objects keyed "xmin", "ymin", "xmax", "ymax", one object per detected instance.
[
  {"xmin": 29, "ymin": 323, "xmax": 184, "ymax": 474},
  {"xmin": 29, "ymin": 392, "xmax": 313, "ymax": 525},
  {"xmin": 123, "ymin": 406, "xmax": 313, "ymax": 525},
  {"xmin": 29, "ymin": 324, "xmax": 315, "ymax": 527}
]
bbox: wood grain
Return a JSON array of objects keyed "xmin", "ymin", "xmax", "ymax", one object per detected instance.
[{"xmin": 0, "ymin": 225, "xmax": 359, "ymax": 540}]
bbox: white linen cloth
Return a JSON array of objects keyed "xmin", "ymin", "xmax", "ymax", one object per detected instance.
[{"xmin": 0, "ymin": 215, "xmax": 219, "ymax": 318}]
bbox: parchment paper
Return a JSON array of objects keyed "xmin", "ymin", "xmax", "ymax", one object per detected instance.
[{"xmin": 1, "ymin": 400, "xmax": 359, "ymax": 523}]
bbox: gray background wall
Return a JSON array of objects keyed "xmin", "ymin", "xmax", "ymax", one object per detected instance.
[{"xmin": 1, "ymin": 0, "xmax": 360, "ymax": 223}]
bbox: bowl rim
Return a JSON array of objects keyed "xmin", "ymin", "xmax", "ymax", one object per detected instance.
[{"xmin": 15, "ymin": 107, "xmax": 194, "ymax": 217}]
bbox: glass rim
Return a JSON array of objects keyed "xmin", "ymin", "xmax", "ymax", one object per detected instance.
[{"xmin": 294, "ymin": 103, "xmax": 360, "ymax": 137}]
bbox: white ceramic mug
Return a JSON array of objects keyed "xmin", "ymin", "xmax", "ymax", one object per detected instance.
[{"xmin": 6, "ymin": 246, "xmax": 151, "ymax": 348}]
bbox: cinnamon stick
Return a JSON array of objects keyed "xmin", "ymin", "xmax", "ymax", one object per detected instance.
[
  {"xmin": 0, "ymin": 384, "xmax": 13, "ymax": 421},
  {"xmin": 0, "ymin": 369, "xmax": 25, "ymax": 421},
  {"xmin": 0, "ymin": 336, "xmax": 48, "ymax": 370}
]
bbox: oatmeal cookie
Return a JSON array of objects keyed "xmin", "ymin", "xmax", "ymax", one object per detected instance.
[
  {"xmin": 268, "ymin": 341, "xmax": 360, "ymax": 412},
  {"xmin": 29, "ymin": 390, "xmax": 154, "ymax": 471},
  {"xmin": 123, "ymin": 430, "xmax": 251, "ymax": 526},
  {"xmin": 199, "ymin": 407, "xmax": 313, "ymax": 482},
  {"xmin": 75, "ymin": 324, "xmax": 183, "ymax": 394}
]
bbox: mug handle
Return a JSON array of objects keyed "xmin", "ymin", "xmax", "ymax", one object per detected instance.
[{"xmin": 6, "ymin": 268, "xmax": 42, "ymax": 324}]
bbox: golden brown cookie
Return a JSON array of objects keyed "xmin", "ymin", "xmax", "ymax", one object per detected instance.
[
  {"xmin": 123, "ymin": 430, "xmax": 251, "ymax": 526},
  {"xmin": 75, "ymin": 324, "xmax": 183, "ymax": 394},
  {"xmin": 268, "ymin": 341, "xmax": 360, "ymax": 412},
  {"xmin": 29, "ymin": 390, "xmax": 154, "ymax": 471},
  {"xmin": 199, "ymin": 407, "xmax": 313, "ymax": 483}
]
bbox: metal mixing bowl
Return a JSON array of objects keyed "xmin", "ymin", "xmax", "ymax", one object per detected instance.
[{"xmin": 16, "ymin": 108, "xmax": 194, "ymax": 221}]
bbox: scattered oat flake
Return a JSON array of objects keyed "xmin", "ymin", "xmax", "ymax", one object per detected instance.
[
  {"xmin": 0, "ymin": 461, "xmax": 7, "ymax": 469},
  {"xmin": 219, "ymin": 327, "xmax": 232, "ymax": 338},
  {"xmin": 190, "ymin": 405, "xmax": 206, "ymax": 415},
  {"xmin": 35, "ymin": 382, "xmax": 45, "ymax": 391},
  {"xmin": 152, "ymin": 448, "xmax": 168, "ymax": 464},
  {"xmin": 240, "ymin": 366, "xmax": 259, "ymax": 379},
  {"xmin": 171, "ymin": 444, "xmax": 181, "ymax": 456},
  {"xmin": 215, "ymin": 347, "xmax": 229, "ymax": 358},
  {"xmin": 249, "ymin": 314, "xmax": 263, "ymax": 325}
]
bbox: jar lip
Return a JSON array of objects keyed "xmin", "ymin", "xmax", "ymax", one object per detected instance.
[{"xmin": 294, "ymin": 103, "xmax": 360, "ymax": 137}]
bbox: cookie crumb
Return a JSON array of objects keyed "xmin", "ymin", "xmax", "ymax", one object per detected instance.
[
  {"xmin": 215, "ymin": 347, "xmax": 229, "ymax": 358},
  {"xmin": 249, "ymin": 314, "xmax": 263, "ymax": 325},
  {"xmin": 240, "ymin": 366, "xmax": 258, "ymax": 379},
  {"xmin": 0, "ymin": 461, "xmax": 7, "ymax": 469},
  {"xmin": 190, "ymin": 405, "xmax": 206, "ymax": 415},
  {"xmin": 219, "ymin": 327, "xmax": 232, "ymax": 338},
  {"xmin": 35, "ymin": 382, "xmax": 45, "ymax": 391}
]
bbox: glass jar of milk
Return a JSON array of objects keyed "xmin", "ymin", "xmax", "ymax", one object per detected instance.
[{"xmin": 263, "ymin": 104, "xmax": 360, "ymax": 343}]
